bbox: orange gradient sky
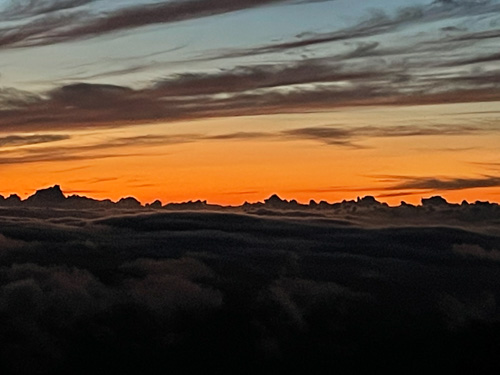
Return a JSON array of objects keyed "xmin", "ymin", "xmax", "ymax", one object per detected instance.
[
  {"xmin": 1, "ymin": 103, "xmax": 499, "ymax": 205},
  {"xmin": 1, "ymin": 0, "xmax": 499, "ymax": 205}
]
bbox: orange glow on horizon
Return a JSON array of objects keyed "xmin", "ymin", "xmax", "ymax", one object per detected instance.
[
  {"xmin": 1, "ymin": 137, "xmax": 499, "ymax": 206},
  {"xmin": 1, "ymin": 104, "xmax": 499, "ymax": 206}
]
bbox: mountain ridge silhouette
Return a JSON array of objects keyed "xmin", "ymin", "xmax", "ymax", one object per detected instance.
[{"xmin": 0, "ymin": 184, "xmax": 498, "ymax": 211}]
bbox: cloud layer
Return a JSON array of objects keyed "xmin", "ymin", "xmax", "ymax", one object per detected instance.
[{"xmin": 0, "ymin": 203, "xmax": 499, "ymax": 373}]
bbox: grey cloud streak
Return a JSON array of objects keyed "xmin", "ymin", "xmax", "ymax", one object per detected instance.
[
  {"xmin": 2, "ymin": 68, "xmax": 500, "ymax": 132},
  {"xmin": 0, "ymin": 0, "xmax": 96, "ymax": 19},
  {"xmin": 0, "ymin": 122, "xmax": 495, "ymax": 166},
  {"xmin": 201, "ymin": 0, "xmax": 500, "ymax": 60},
  {"xmin": 0, "ymin": 0, "xmax": 498, "ymax": 56},
  {"xmin": 386, "ymin": 175, "xmax": 500, "ymax": 191},
  {"xmin": 281, "ymin": 123, "xmax": 496, "ymax": 145},
  {"xmin": 0, "ymin": 0, "xmax": 330, "ymax": 48},
  {"xmin": 439, "ymin": 51, "xmax": 500, "ymax": 67},
  {"xmin": 0, "ymin": 134, "xmax": 69, "ymax": 148},
  {"xmin": 0, "ymin": 1, "xmax": 499, "ymax": 132},
  {"xmin": 152, "ymin": 60, "xmax": 380, "ymax": 97},
  {"xmin": 0, "ymin": 60, "xmax": 396, "ymax": 130}
]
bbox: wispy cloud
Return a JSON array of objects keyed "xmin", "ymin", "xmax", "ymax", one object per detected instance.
[
  {"xmin": 283, "ymin": 124, "xmax": 495, "ymax": 146},
  {"xmin": 1, "ymin": 1, "xmax": 500, "ymax": 131},
  {"xmin": 0, "ymin": 134, "xmax": 69, "ymax": 148},
  {"xmin": 0, "ymin": 133, "xmax": 193, "ymax": 165},
  {"xmin": 376, "ymin": 191, "xmax": 426, "ymax": 199},
  {"xmin": 379, "ymin": 175, "xmax": 500, "ymax": 192},
  {"xmin": 0, "ymin": 0, "xmax": 329, "ymax": 49},
  {"xmin": 1, "ymin": 72, "xmax": 499, "ymax": 132},
  {"xmin": 282, "ymin": 127, "xmax": 357, "ymax": 147},
  {"xmin": 152, "ymin": 59, "xmax": 380, "ymax": 97},
  {"xmin": 0, "ymin": 87, "xmax": 41, "ymax": 109},
  {"xmin": 203, "ymin": 0, "xmax": 500, "ymax": 60},
  {"xmin": 439, "ymin": 51, "xmax": 500, "ymax": 67},
  {"xmin": 0, "ymin": 121, "xmax": 494, "ymax": 166},
  {"xmin": 1, "ymin": 0, "xmax": 96, "ymax": 19}
]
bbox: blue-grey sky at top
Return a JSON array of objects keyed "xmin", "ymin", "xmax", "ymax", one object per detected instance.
[
  {"xmin": 0, "ymin": 0, "xmax": 499, "ymax": 133},
  {"xmin": 1, "ymin": 0, "xmax": 493, "ymax": 91}
]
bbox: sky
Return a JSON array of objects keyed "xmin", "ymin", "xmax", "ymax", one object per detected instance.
[{"xmin": 0, "ymin": 0, "xmax": 499, "ymax": 205}]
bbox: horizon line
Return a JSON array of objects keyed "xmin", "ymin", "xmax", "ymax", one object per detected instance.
[{"xmin": 1, "ymin": 184, "xmax": 498, "ymax": 208}]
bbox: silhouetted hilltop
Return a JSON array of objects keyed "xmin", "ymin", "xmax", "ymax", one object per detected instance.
[
  {"xmin": 117, "ymin": 197, "xmax": 142, "ymax": 209},
  {"xmin": 422, "ymin": 195, "xmax": 452, "ymax": 207},
  {"xmin": 261, "ymin": 194, "xmax": 304, "ymax": 209},
  {"xmin": 65, "ymin": 194, "xmax": 114, "ymax": 209},
  {"xmin": 146, "ymin": 200, "xmax": 162, "ymax": 209},
  {"xmin": 25, "ymin": 184, "xmax": 66, "ymax": 206},
  {"xmin": 0, "ymin": 185, "xmax": 135, "ymax": 210},
  {"xmin": 0, "ymin": 194, "xmax": 21, "ymax": 207}
]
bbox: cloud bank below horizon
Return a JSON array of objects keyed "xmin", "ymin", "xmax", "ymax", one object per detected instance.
[{"xmin": 0, "ymin": 198, "xmax": 499, "ymax": 373}]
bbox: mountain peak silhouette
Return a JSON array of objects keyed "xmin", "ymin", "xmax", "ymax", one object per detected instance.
[
  {"xmin": 356, "ymin": 195, "xmax": 384, "ymax": 206},
  {"xmin": 263, "ymin": 194, "xmax": 291, "ymax": 209},
  {"xmin": 117, "ymin": 196, "xmax": 142, "ymax": 208},
  {"xmin": 26, "ymin": 185, "xmax": 66, "ymax": 206},
  {"xmin": 421, "ymin": 196, "xmax": 448, "ymax": 206}
]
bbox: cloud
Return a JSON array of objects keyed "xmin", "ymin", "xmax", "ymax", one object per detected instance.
[
  {"xmin": 0, "ymin": 0, "xmax": 330, "ymax": 48},
  {"xmin": 375, "ymin": 191, "xmax": 426, "ymax": 199},
  {"xmin": 440, "ymin": 51, "xmax": 500, "ymax": 67},
  {"xmin": 0, "ymin": 82, "xmax": 164, "ymax": 130},
  {"xmin": 1, "ymin": 263, "xmax": 112, "ymax": 317},
  {"xmin": 0, "ymin": 0, "xmax": 95, "ymax": 19},
  {"xmin": 0, "ymin": 121, "xmax": 495, "ymax": 166},
  {"xmin": 442, "ymin": 27, "xmax": 500, "ymax": 42},
  {"xmin": 1, "ymin": 0, "xmax": 497, "ymax": 54},
  {"xmin": 439, "ymin": 290, "xmax": 497, "ymax": 328},
  {"xmin": 281, "ymin": 123, "xmax": 496, "ymax": 146},
  {"xmin": 204, "ymin": 0, "xmax": 500, "ymax": 59},
  {"xmin": 453, "ymin": 243, "xmax": 500, "ymax": 261},
  {"xmin": 0, "ymin": 202, "xmax": 500, "ymax": 372},
  {"xmin": 1, "ymin": 1, "xmax": 500, "ymax": 132},
  {"xmin": 381, "ymin": 175, "xmax": 500, "ymax": 192},
  {"xmin": 0, "ymin": 148, "xmax": 148, "ymax": 165},
  {"xmin": 282, "ymin": 127, "xmax": 356, "ymax": 147},
  {"xmin": 152, "ymin": 59, "xmax": 380, "ymax": 97},
  {"xmin": 204, "ymin": 132, "xmax": 271, "ymax": 141},
  {"xmin": 0, "ymin": 87, "xmax": 41, "ymax": 109},
  {"xmin": 125, "ymin": 273, "xmax": 223, "ymax": 315},
  {"xmin": 0, "ymin": 10, "xmax": 85, "ymax": 48},
  {"xmin": 1, "ymin": 63, "xmax": 498, "ymax": 132},
  {"xmin": 120, "ymin": 257, "xmax": 217, "ymax": 280},
  {"xmin": 0, "ymin": 134, "xmax": 69, "ymax": 148},
  {"xmin": 0, "ymin": 132, "xmax": 200, "ymax": 165},
  {"xmin": 264, "ymin": 277, "xmax": 370, "ymax": 330},
  {"xmin": 0, "ymin": 234, "xmax": 25, "ymax": 251}
]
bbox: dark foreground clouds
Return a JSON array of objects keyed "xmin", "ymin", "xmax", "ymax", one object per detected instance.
[{"xmin": 0, "ymin": 199, "xmax": 500, "ymax": 374}]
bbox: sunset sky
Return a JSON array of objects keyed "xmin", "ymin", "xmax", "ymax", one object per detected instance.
[{"xmin": 0, "ymin": 0, "xmax": 499, "ymax": 205}]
